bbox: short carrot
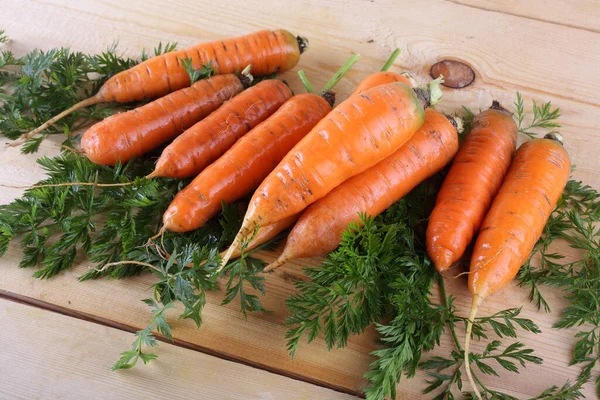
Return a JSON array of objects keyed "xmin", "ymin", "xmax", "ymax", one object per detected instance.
[
  {"xmin": 160, "ymin": 55, "xmax": 360, "ymax": 233},
  {"xmin": 264, "ymin": 109, "xmax": 459, "ymax": 271},
  {"xmin": 219, "ymin": 78, "xmax": 443, "ymax": 270},
  {"xmin": 81, "ymin": 74, "xmax": 245, "ymax": 165},
  {"xmin": 151, "ymin": 79, "xmax": 292, "ymax": 179},
  {"xmin": 18, "ymin": 29, "xmax": 307, "ymax": 143},
  {"xmin": 463, "ymin": 133, "xmax": 571, "ymax": 397},
  {"xmin": 426, "ymin": 102, "xmax": 517, "ymax": 272},
  {"xmin": 351, "ymin": 48, "xmax": 412, "ymax": 95}
]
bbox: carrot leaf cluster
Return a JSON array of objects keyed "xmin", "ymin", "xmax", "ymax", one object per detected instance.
[{"xmin": 514, "ymin": 92, "xmax": 561, "ymax": 139}]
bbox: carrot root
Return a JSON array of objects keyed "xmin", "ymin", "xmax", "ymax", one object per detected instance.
[
  {"xmin": 0, "ymin": 181, "xmax": 133, "ymax": 190},
  {"xmin": 218, "ymin": 223, "xmax": 254, "ymax": 273},
  {"xmin": 464, "ymin": 294, "xmax": 484, "ymax": 400},
  {"xmin": 263, "ymin": 255, "xmax": 289, "ymax": 272},
  {"xmin": 10, "ymin": 95, "xmax": 103, "ymax": 146}
]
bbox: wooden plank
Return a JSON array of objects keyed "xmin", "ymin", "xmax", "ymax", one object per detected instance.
[
  {"xmin": 0, "ymin": 297, "xmax": 356, "ymax": 400},
  {"xmin": 449, "ymin": 0, "xmax": 600, "ymax": 33},
  {"xmin": 0, "ymin": 0, "xmax": 599, "ymax": 397}
]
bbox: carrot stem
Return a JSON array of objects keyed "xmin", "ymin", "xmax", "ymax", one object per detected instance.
[
  {"xmin": 464, "ymin": 295, "xmax": 484, "ymax": 400},
  {"xmin": 380, "ymin": 48, "xmax": 400, "ymax": 72},
  {"xmin": 297, "ymin": 70, "xmax": 314, "ymax": 94},
  {"xmin": 320, "ymin": 53, "xmax": 360, "ymax": 94},
  {"xmin": 10, "ymin": 95, "xmax": 103, "ymax": 146}
]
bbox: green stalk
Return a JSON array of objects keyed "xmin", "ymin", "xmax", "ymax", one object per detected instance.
[
  {"xmin": 320, "ymin": 53, "xmax": 360, "ymax": 94},
  {"xmin": 297, "ymin": 70, "xmax": 314, "ymax": 94},
  {"xmin": 381, "ymin": 48, "xmax": 400, "ymax": 72}
]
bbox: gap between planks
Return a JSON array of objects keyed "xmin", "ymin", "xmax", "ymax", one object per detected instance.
[{"xmin": 0, "ymin": 289, "xmax": 363, "ymax": 398}]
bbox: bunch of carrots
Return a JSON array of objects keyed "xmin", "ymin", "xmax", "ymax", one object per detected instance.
[{"xmin": 21, "ymin": 29, "xmax": 571, "ymax": 398}]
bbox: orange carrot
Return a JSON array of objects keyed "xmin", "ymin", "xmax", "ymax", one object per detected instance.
[
  {"xmin": 463, "ymin": 133, "xmax": 571, "ymax": 397},
  {"xmin": 152, "ymin": 79, "xmax": 292, "ymax": 178},
  {"xmin": 426, "ymin": 102, "xmax": 517, "ymax": 272},
  {"xmin": 219, "ymin": 79, "xmax": 443, "ymax": 270},
  {"xmin": 264, "ymin": 109, "xmax": 459, "ymax": 271},
  {"xmin": 162, "ymin": 92, "xmax": 330, "ymax": 232},
  {"xmin": 81, "ymin": 74, "xmax": 245, "ymax": 165},
  {"xmin": 159, "ymin": 55, "xmax": 360, "ymax": 234},
  {"xmin": 352, "ymin": 48, "xmax": 412, "ymax": 95},
  {"xmin": 18, "ymin": 29, "xmax": 307, "ymax": 143}
]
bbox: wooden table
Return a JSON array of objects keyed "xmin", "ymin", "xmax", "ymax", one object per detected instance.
[{"xmin": 1, "ymin": 1, "xmax": 599, "ymax": 398}]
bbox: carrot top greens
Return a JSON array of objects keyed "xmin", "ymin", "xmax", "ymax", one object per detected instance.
[{"xmin": 0, "ymin": 32, "xmax": 598, "ymax": 398}]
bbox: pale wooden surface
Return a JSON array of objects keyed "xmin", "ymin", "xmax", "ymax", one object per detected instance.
[
  {"xmin": 0, "ymin": 298, "xmax": 354, "ymax": 400},
  {"xmin": 1, "ymin": 0, "xmax": 599, "ymax": 398}
]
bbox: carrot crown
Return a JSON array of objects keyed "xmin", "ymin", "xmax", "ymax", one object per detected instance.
[
  {"xmin": 297, "ymin": 54, "xmax": 361, "ymax": 107},
  {"xmin": 414, "ymin": 77, "xmax": 443, "ymax": 109}
]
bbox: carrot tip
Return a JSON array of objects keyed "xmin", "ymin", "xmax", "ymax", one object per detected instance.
[
  {"xmin": 263, "ymin": 256, "xmax": 288, "ymax": 272},
  {"xmin": 464, "ymin": 295, "xmax": 484, "ymax": 400}
]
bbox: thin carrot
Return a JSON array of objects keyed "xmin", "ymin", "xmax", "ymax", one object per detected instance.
[
  {"xmin": 463, "ymin": 133, "xmax": 571, "ymax": 398},
  {"xmin": 151, "ymin": 79, "xmax": 293, "ymax": 179},
  {"xmin": 351, "ymin": 48, "xmax": 412, "ymax": 95},
  {"xmin": 81, "ymin": 74, "xmax": 245, "ymax": 165},
  {"xmin": 219, "ymin": 78, "xmax": 443, "ymax": 271},
  {"xmin": 264, "ymin": 109, "xmax": 460, "ymax": 271},
  {"xmin": 17, "ymin": 29, "xmax": 307, "ymax": 143},
  {"xmin": 160, "ymin": 55, "xmax": 360, "ymax": 233},
  {"xmin": 426, "ymin": 102, "xmax": 518, "ymax": 272}
]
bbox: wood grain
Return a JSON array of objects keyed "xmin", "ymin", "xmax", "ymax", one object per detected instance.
[
  {"xmin": 450, "ymin": 0, "xmax": 600, "ymax": 33},
  {"xmin": 0, "ymin": 298, "xmax": 356, "ymax": 400},
  {"xmin": 0, "ymin": 0, "xmax": 599, "ymax": 398}
]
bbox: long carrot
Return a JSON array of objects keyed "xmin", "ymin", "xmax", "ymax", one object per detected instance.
[
  {"xmin": 219, "ymin": 78, "xmax": 443, "ymax": 271},
  {"xmin": 351, "ymin": 48, "xmax": 412, "ymax": 95},
  {"xmin": 81, "ymin": 74, "xmax": 245, "ymax": 165},
  {"xmin": 18, "ymin": 29, "xmax": 307, "ymax": 143},
  {"xmin": 150, "ymin": 78, "xmax": 293, "ymax": 178},
  {"xmin": 264, "ymin": 109, "xmax": 459, "ymax": 271},
  {"xmin": 426, "ymin": 102, "xmax": 517, "ymax": 272},
  {"xmin": 463, "ymin": 133, "xmax": 571, "ymax": 398},
  {"xmin": 161, "ymin": 55, "xmax": 359, "ymax": 233}
]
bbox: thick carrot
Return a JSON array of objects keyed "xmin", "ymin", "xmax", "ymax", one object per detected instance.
[
  {"xmin": 18, "ymin": 29, "xmax": 307, "ymax": 143},
  {"xmin": 224, "ymin": 214, "xmax": 300, "ymax": 260},
  {"xmin": 81, "ymin": 74, "xmax": 244, "ymax": 165},
  {"xmin": 463, "ymin": 133, "xmax": 571, "ymax": 397},
  {"xmin": 264, "ymin": 109, "xmax": 459, "ymax": 271},
  {"xmin": 219, "ymin": 79, "xmax": 443, "ymax": 270},
  {"xmin": 162, "ymin": 92, "xmax": 330, "ymax": 231},
  {"xmin": 426, "ymin": 102, "xmax": 517, "ymax": 272},
  {"xmin": 151, "ymin": 79, "xmax": 292, "ymax": 178},
  {"xmin": 351, "ymin": 48, "xmax": 412, "ymax": 95}
]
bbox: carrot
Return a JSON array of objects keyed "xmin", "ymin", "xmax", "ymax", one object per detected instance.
[
  {"xmin": 224, "ymin": 214, "xmax": 300, "ymax": 261},
  {"xmin": 81, "ymin": 74, "xmax": 245, "ymax": 165},
  {"xmin": 219, "ymin": 78, "xmax": 444, "ymax": 271},
  {"xmin": 162, "ymin": 91, "xmax": 329, "ymax": 231},
  {"xmin": 426, "ymin": 102, "xmax": 518, "ymax": 272},
  {"xmin": 18, "ymin": 29, "xmax": 307, "ymax": 143},
  {"xmin": 160, "ymin": 55, "xmax": 360, "ymax": 233},
  {"xmin": 264, "ymin": 109, "xmax": 460, "ymax": 271},
  {"xmin": 463, "ymin": 132, "xmax": 571, "ymax": 398},
  {"xmin": 151, "ymin": 79, "xmax": 293, "ymax": 178},
  {"xmin": 351, "ymin": 48, "xmax": 412, "ymax": 95}
]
